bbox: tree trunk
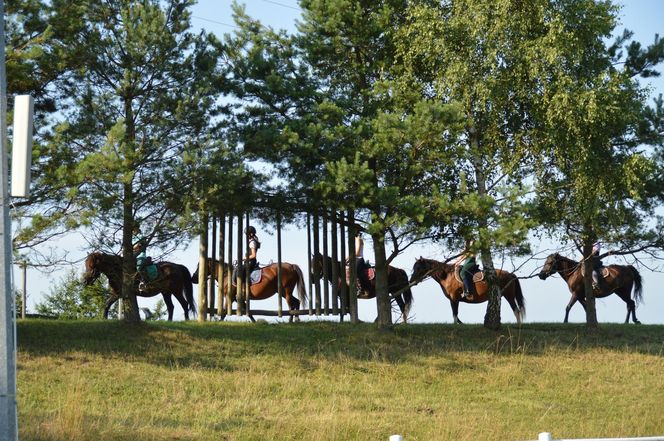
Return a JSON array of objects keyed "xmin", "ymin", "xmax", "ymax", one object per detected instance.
[
  {"xmin": 121, "ymin": 189, "xmax": 140, "ymax": 323},
  {"xmin": 582, "ymin": 240, "xmax": 598, "ymax": 329},
  {"xmin": 480, "ymin": 248, "xmax": 501, "ymax": 330},
  {"xmin": 372, "ymin": 231, "xmax": 392, "ymax": 329}
]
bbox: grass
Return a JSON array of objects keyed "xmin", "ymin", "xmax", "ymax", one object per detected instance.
[{"xmin": 17, "ymin": 320, "xmax": 664, "ymax": 441}]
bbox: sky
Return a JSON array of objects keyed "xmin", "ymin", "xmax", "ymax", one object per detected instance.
[{"xmin": 17, "ymin": 0, "xmax": 664, "ymax": 325}]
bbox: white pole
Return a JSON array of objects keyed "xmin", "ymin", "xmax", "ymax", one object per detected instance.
[
  {"xmin": 0, "ymin": 0, "xmax": 19, "ymax": 439},
  {"xmin": 389, "ymin": 436, "xmax": 404, "ymax": 441},
  {"xmin": 539, "ymin": 433, "xmax": 554, "ymax": 441},
  {"xmin": 10, "ymin": 95, "xmax": 33, "ymax": 198}
]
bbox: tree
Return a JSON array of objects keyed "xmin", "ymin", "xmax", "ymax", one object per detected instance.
[
  {"xmin": 532, "ymin": 1, "xmax": 664, "ymax": 327},
  {"xmin": 35, "ymin": 269, "xmax": 114, "ymax": 319},
  {"xmin": 38, "ymin": 0, "xmax": 228, "ymax": 321},
  {"xmin": 224, "ymin": 1, "xmax": 464, "ymax": 328}
]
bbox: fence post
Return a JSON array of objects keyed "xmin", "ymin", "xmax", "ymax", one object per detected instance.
[{"xmin": 538, "ymin": 433, "xmax": 553, "ymax": 441}]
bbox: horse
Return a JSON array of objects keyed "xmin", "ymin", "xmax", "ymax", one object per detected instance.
[
  {"xmin": 192, "ymin": 257, "xmax": 308, "ymax": 322},
  {"xmin": 538, "ymin": 253, "xmax": 643, "ymax": 324},
  {"xmin": 409, "ymin": 257, "xmax": 525, "ymax": 324},
  {"xmin": 82, "ymin": 252, "xmax": 196, "ymax": 321},
  {"xmin": 311, "ymin": 252, "xmax": 413, "ymax": 323}
]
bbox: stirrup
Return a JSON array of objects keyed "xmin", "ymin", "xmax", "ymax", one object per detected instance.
[{"xmin": 138, "ymin": 281, "xmax": 147, "ymax": 291}]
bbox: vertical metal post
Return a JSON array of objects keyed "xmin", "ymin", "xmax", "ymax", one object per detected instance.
[
  {"xmin": 0, "ymin": 0, "xmax": 19, "ymax": 435},
  {"xmin": 276, "ymin": 215, "xmax": 283, "ymax": 317}
]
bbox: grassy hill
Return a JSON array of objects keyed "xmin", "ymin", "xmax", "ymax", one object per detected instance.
[{"xmin": 16, "ymin": 320, "xmax": 664, "ymax": 441}]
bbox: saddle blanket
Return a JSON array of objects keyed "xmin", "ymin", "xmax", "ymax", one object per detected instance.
[
  {"xmin": 146, "ymin": 263, "xmax": 159, "ymax": 281},
  {"xmin": 454, "ymin": 265, "xmax": 484, "ymax": 284},
  {"xmin": 231, "ymin": 268, "xmax": 263, "ymax": 286},
  {"xmin": 580, "ymin": 266, "xmax": 610, "ymax": 278}
]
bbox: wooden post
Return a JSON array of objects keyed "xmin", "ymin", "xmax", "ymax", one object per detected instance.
[
  {"xmin": 217, "ymin": 213, "xmax": 226, "ymax": 316},
  {"xmin": 276, "ymin": 214, "xmax": 283, "ymax": 317},
  {"xmin": 306, "ymin": 213, "xmax": 313, "ymax": 315},
  {"xmin": 227, "ymin": 215, "xmax": 234, "ymax": 317},
  {"xmin": 312, "ymin": 212, "xmax": 321, "ymax": 315},
  {"xmin": 244, "ymin": 214, "xmax": 251, "ymax": 318},
  {"xmin": 236, "ymin": 213, "xmax": 243, "ymax": 317},
  {"xmin": 197, "ymin": 214, "xmax": 209, "ymax": 321},
  {"xmin": 330, "ymin": 212, "xmax": 339, "ymax": 315},
  {"xmin": 322, "ymin": 212, "xmax": 330, "ymax": 315},
  {"xmin": 338, "ymin": 213, "xmax": 347, "ymax": 321},
  {"xmin": 209, "ymin": 216, "xmax": 216, "ymax": 316},
  {"xmin": 347, "ymin": 210, "xmax": 359, "ymax": 323}
]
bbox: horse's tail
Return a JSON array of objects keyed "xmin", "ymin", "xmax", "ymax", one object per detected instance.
[
  {"xmin": 293, "ymin": 264, "xmax": 308, "ymax": 309},
  {"xmin": 629, "ymin": 265, "xmax": 643, "ymax": 304},
  {"xmin": 399, "ymin": 268, "xmax": 413, "ymax": 317},
  {"xmin": 513, "ymin": 275, "xmax": 526, "ymax": 320},
  {"xmin": 180, "ymin": 264, "xmax": 197, "ymax": 317}
]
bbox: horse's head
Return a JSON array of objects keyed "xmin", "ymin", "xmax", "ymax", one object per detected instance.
[
  {"xmin": 82, "ymin": 252, "xmax": 102, "ymax": 285},
  {"xmin": 539, "ymin": 253, "xmax": 561, "ymax": 280},
  {"xmin": 310, "ymin": 253, "xmax": 324, "ymax": 281},
  {"xmin": 410, "ymin": 257, "xmax": 433, "ymax": 284}
]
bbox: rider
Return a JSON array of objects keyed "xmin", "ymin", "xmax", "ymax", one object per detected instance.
[
  {"xmin": 591, "ymin": 241, "xmax": 604, "ymax": 291},
  {"xmin": 133, "ymin": 224, "xmax": 148, "ymax": 291},
  {"xmin": 455, "ymin": 238, "xmax": 478, "ymax": 298},
  {"xmin": 355, "ymin": 229, "xmax": 370, "ymax": 292},
  {"xmin": 242, "ymin": 225, "xmax": 261, "ymax": 280}
]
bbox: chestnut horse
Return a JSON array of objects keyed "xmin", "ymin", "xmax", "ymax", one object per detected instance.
[
  {"xmin": 82, "ymin": 252, "xmax": 196, "ymax": 321},
  {"xmin": 192, "ymin": 258, "xmax": 308, "ymax": 322},
  {"xmin": 311, "ymin": 253, "xmax": 413, "ymax": 323},
  {"xmin": 409, "ymin": 257, "xmax": 525, "ymax": 324},
  {"xmin": 538, "ymin": 253, "xmax": 643, "ymax": 324}
]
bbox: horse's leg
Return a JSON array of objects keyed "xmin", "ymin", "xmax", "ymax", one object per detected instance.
[
  {"xmin": 173, "ymin": 292, "xmax": 190, "ymax": 321},
  {"xmin": 393, "ymin": 295, "xmax": 407, "ymax": 324},
  {"xmin": 104, "ymin": 295, "xmax": 118, "ymax": 319},
  {"xmin": 616, "ymin": 287, "xmax": 640, "ymax": 324},
  {"xmin": 564, "ymin": 295, "xmax": 578, "ymax": 323},
  {"xmin": 163, "ymin": 294, "xmax": 175, "ymax": 321},
  {"xmin": 450, "ymin": 299, "xmax": 462, "ymax": 324}
]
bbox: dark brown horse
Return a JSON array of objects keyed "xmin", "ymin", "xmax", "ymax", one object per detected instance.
[
  {"xmin": 311, "ymin": 253, "xmax": 413, "ymax": 323},
  {"xmin": 192, "ymin": 258, "xmax": 308, "ymax": 322},
  {"xmin": 82, "ymin": 252, "xmax": 196, "ymax": 321},
  {"xmin": 409, "ymin": 257, "xmax": 525, "ymax": 324},
  {"xmin": 538, "ymin": 253, "xmax": 643, "ymax": 324}
]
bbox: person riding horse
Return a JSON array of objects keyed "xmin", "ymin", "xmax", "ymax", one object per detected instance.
[
  {"xmin": 454, "ymin": 239, "xmax": 479, "ymax": 298},
  {"xmin": 238, "ymin": 225, "xmax": 261, "ymax": 282},
  {"xmin": 133, "ymin": 224, "xmax": 148, "ymax": 291},
  {"xmin": 590, "ymin": 241, "xmax": 606, "ymax": 291},
  {"xmin": 354, "ymin": 229, "xmax": 371, "ymax": 292}
]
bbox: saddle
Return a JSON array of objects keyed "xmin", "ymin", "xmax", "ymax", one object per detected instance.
[
  {"xmin": 580, "ymin": 266, "xmax": 610, "ymax": 278},
  {"xmin": 345, "ymin": 265, "xmax": 375, "ymax": 286},
  {"xmin": 454, "ymin": 265, "xmax": 484, "ymax": 283},
  {"xmin": 231, "ymin": 267, "xmax": 263, "ymax": 286}
]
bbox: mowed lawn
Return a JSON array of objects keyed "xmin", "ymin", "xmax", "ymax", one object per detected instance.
[{"xmin": 16, "ymin": 320, "xmax": 664, "ymax": 441}]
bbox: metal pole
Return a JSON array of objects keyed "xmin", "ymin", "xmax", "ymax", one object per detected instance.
[
  {"xmin": 0, "ymin": 0, "xmax": 19, "ymax": 436},
  {"xmin": 20, "ymin": 263, "xmax": 25, "ymax": 319}
]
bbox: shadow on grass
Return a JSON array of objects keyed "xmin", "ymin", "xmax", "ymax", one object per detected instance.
[{"xmin": 17, "ymin": 319, "xmax": 664, "ymax": 371}]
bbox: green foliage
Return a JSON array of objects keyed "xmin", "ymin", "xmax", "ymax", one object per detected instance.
[{"xmin": 34, "ymin": 269, "xmax": 114, "ymax": 319}]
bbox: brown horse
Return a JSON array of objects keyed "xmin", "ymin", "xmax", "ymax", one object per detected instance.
[
  {"xmin": 538, "ymin": 253, "xmax": 643, "ymax": 324},
  {"xmin": 82, "ymin": 252, "xmax": 196, "ymax": 321},
  {"xmin": 311, "ymin": 253, "xmax": 413, "ymax": 323},
  {"xmin": 409, "ymin": 257, "xmax": 525, "ymax": 324},
  {"xmin": 192, "ymin": 258, "xmax": 308, "ymax": 322}
]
